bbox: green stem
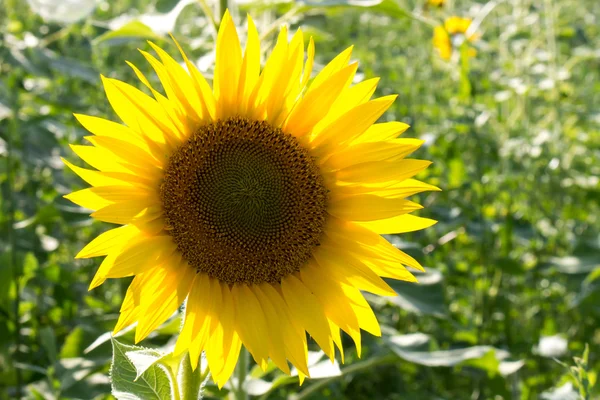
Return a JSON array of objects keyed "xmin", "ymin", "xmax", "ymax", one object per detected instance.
[
  {"xmin": 292, "ymin": 354, "xmax": 398, "ymax": 400},
  {"xmin": 6, "ymin": 73, "xmax": 22, "ymax": 400},
  {"xmin": 167, "ymin": 366, "xmax": 182, "ymax": 400},
  {"xmin": 218, "ymin": 0, "xmax": 228, "ymax": 22},
  {"xmin": 234, "ymin": 347, "xmax": 249, "ymax": 400},
  {"xmin": 259, "ymin": 5, "xmax": 303, "ymax": 42},
  {"xmin": 179, "ymin": 353, "xmax": 203, "ymax": 400},
  {"xmin": 195, "ymin": 0, "xmax": 218, "ymax": 36}
]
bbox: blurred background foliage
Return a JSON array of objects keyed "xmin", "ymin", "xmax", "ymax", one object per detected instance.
[{"xmin": 0, "ymin": 0, "xmax": 599, "ymax": 398}]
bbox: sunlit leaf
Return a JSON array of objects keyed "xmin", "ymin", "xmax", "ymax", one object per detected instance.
[
  {"xmin": 110, "ymin": 338, "xmax": 174, "ymax": 400},
  {"xmin": 94, "ymin": 21, "xmax": 162, "ymax": 46},
  {"xmin": 386, "ymin": 269, "xmax": 447, "ymax": 317}
]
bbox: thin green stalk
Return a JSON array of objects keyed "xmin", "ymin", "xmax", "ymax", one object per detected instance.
[
  {"xmin": 195, "ymin": 0, "xmax": 218, "ymax": 36},
  {"xmin": 6, "ymin": 74, "xmax": 22, "ymax": 400},
  {"xmin": 234, "ymin": 347, "xmax": 249, "ymax": 400},
  {"xmin": 292, "ymin": 354, "xmax": 398, "ymax": 400},
  {"xmin": 259, "ymin": 5, "xmax": 303, "ymax": 42},
  {"xmin": 218, "ymin": 0, "xmax": 228, "ymax": 22},
  {"xmin": 167, "ymin": 366, "xmax": 181, "ymax": 400}
]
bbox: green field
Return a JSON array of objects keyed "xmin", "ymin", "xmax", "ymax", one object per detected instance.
[{"xmin": 1, "ymin": 0, "xmax": 599, "ymax": 398}]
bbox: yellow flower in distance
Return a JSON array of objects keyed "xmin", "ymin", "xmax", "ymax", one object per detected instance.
[
  {"xmin": 433, "ymin": 16, "xmax": 477, "ymax": 60},
  {"xmin": 63, "ymin": 11, "xmax": 438, "ymax": 386},
  {"xmin": 426, "ymin": 0, "xmax": 445, "ymax": 7}
]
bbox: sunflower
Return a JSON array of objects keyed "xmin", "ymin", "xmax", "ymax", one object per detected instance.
[
  {"xmin": 63, "ymin": 11, "xmax": 438, "ymax": 386},
  {"xmin": 433, "ymin": 16, "xmax": 477, "ymax": 60},
  {"xmin": 426, "ymin": 0, "xmax": 445, "ymax": 8}
]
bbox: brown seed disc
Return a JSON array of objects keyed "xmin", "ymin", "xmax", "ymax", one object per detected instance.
[{"xmin": 160, "ymin": 117, "xmax": 328, "ymax": 285}]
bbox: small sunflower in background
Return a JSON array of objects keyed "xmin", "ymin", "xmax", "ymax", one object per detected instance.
[
  {"xmin": 425, "ymin": 0, "xmax": 445, "ymax": 8},
  {"xmin": 63, "ymin": 11, "xmax": 437, "ymax": 386},
  {"xmin": 433, "ymin": 16, "xmax": 478, "ymax": 60}
]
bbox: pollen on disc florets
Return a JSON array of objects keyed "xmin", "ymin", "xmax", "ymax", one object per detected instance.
[{"xmin": 160, "ymin": 117, "xmax": 328, "ymax": 285}]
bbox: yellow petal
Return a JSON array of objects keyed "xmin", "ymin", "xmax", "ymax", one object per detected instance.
[
  {"xmin": 358, "ymin": 214, "xmax": 438, "ymax": 234},
  {"xmin": 100, "ymin": 76, "xmax": 179, "ymax": 149},
  {"xmin": 208, "ymin": 283, "xmax": 242, "ymax": 387},
  {"xmin": 91, "ymin": 202, "xmax": 160, "ymax": 225},
  {"xmin": 62, "ymin": 158, "xmax": 137, "ymax": 187},
  {"xmin": 281, "ymin": 274, "xmax": 334, "ymax": 360},
  {"xmin": 251, "ymin": 286, "xmax": 290, "ymax": 374},
  {"xmin": 312, "ymin": 244, "xmax": 396, "ymax": 296},
  {"xmin": 311, "ymin": 95, "xmax": 397, "ymax": 152},
  {"xmin": 301, "ymin": 37, "xmax": 315, "ymax": 89},
  {"xmin": 126, "ymin": 60, "xmax": 152, "ymax": 89},
  {"xmin": 74, "ymin": 113, "xmax": 167, "ymax": 160},
  {"xmin": 87, "ymin": 135, "xmax": 163, "ymax": 169},
  {"xmin": 329, "ymin": 195, "xmax": 423, "ymax": 221},
  {"xmin": 175, "ymin": 274, "xmax": 209, "ymax": 360},
  {"xmin": 263, "ymin": 27, "xmax": 295, "ymax": 123},
  {"xmin": 307, "ymin": 46, "xmax": 353, "ymax": 92},
  {"xmin": 312, "ymin": 77, "xmax": 380, "ymax": 136},
  {"xmin": 284, "ymin": 63, "xmax": 358, "ymax": 137},
  {"xmin": 323, "ymin": 138, "xmax": 424, "ymax": 170},
  {"xmin": 69, "ymin": 145, "xmax": 131, "ymax": 173},
  {"xmin": 334, "ymin": 159, "xmax": 432, "ymax": 184},
  {"xmin": 326, "ymin": 220, "xmax": 424, "ymax": 272},
  {"xmin": 76, "ymin": 225, "xmax": 138, "ymax": 259},
  {"xmin": 135, "ymin": 256, "xmax": 195, "ymax": 343},
  {"xmin": 204, "ymin": 280, "xmax": 225, "ymax": 377},
  {"xmin": 126, "ymin": 59, "xmax": 185, "ymax": 136},
  {"xmin": 113, "ymin": 270, "xmax": 148, "ymax": 333},
  {"xmin": 332, "ymin": 178, "xmax": 440, "ymax": 199},
  {"xmin": 147, "ymin": 41, "xmax": 204, "ymax": 123},
  {"xmin": 360, "ymin": 179, "xmax": 440, "ymax": 198},
  {"xmin": 300, "ymin": 263, "xmax": 362, "ymax": 356},
  {"xmin": 90, "ymin": 235, "xmax": 176, "ymax": 287},
  {"xmin": 270, "ymin": 29, "xmax": 306, "ymax": 125},
  {"xmin": 137, "ymin": 49, "xmax": 191, "ymax": 138},
  {"xmin": 352, "ymin": 121, "xmax": 410, "ymax": 144},
  {"xmin": 247, "ymin": 26, "xmax": 289, "ymax": 122},
  {"xmin": 214, "ymin": 10, "xmax": 243, "ymax": 119},
  {"xmin": 340, "ymin": 283, "xmax": 381, "ymax": 336},
  {"xmin": 65, "ymin": 186, "xmax": 152, "ymax": 211},
  {"xmin": 237, "ymin": 15, "xmax": 260, "ymax": 115},
  {"xmin": 170, "ymin": 34, "xmax": 216, "ymax": 121},
  {"xmin": 257, "ymin": 284, "xmax": 310, "ymax": 377},
  {"xmin": 74, "ymin": 114, "xmax": 141, "ymax": 144},
  {"xmin": 232, "ymin": 284, "xmax": 270, "ymax": 368}
]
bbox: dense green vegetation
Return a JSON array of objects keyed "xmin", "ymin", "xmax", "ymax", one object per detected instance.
[{"xmin": 1, "ymin": 0, "xmax": 598, "ymax": 398}]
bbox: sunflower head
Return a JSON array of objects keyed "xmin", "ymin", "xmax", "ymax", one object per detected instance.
[
  {"xmin": 64, "ymin": 10, "xmax": 438, "ymax": 387},
  {"xmin": 433, "ymin": 16, "xmax": 478, "ymax": 60},
  {"xmin": 426, "ymin": 0, "xmax": 445, "ymax": 8}
]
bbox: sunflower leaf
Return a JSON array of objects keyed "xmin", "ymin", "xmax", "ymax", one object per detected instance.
[
  {"xmin": 94, "ymin": 21, "xmax": 162, "ymax": 46},
  {"xmin": 385, "ymin": 269, "xmax": 447, "ymax": 317},
  {"xmin": 110, "ymin": 338, "xmax": 174, "ymax": 400}
]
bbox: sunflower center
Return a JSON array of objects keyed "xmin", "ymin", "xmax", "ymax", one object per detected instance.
[{"xmin": 160, "ymin": 117, "xmax": 328, "ymax": 285}]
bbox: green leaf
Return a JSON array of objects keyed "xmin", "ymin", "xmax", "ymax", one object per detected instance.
[
  {"xmin": 60, "ymin": 326, "xmax": 85, "ymax": 359},
  {"xmin": 384, "ymin": 334, "xmax": 517, "ymax": 374},
  {"xmin": 460, "ymin": 349, "xmax": 500, "ymax": 377},
  {"xmin": 448, "ymin": 158, "xmax": 466, "ymax": 188},
  {"xmin": 124, "ymin": 349, "xmax": 165, "ymax": 381},
  {"xmin": 39, "ymin": 326, "xmax": 57, "ymax": 365},
  {"xmin": 584, "ymin": 268, "xmax": 600, "ymax": 285},
  {"xmin": 94, "ymin": 21, "xmax": 162, "ymax": 46},
  {"xmin": 110, "ymin": 338, "xmax": 174, "ymax": 400},
  {"xmin": 0, "ymin": 253, "xmax": 13, "ymax": 306},
  {"xmin": 386, "ymin": 269, "xmax": 447, "ymax": 317},
  {"xmin": 550, "ymin": 255, "xmax": 600, "ymax": 274}
]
